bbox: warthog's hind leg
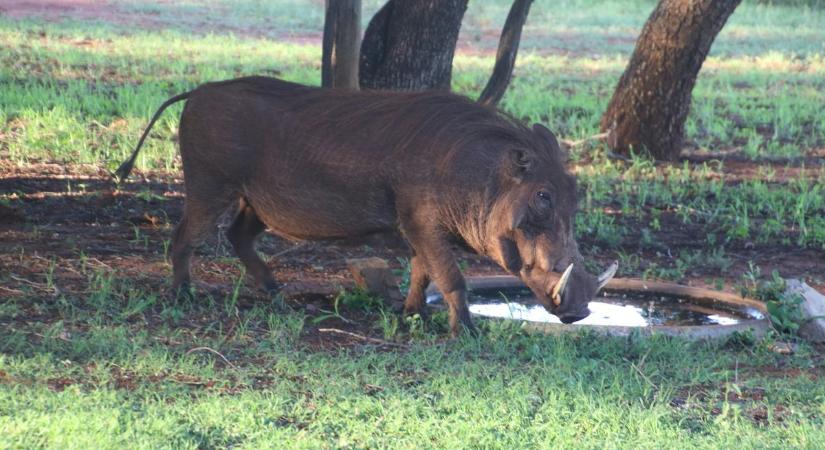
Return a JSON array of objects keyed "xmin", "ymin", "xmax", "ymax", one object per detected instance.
[
  {"xmin": 227, "ymin": 199, "xmax": 280, "ymax": 294},
  {"xmin": 170, "ymin": 187, "xmax": 234, "ymax": 298}
]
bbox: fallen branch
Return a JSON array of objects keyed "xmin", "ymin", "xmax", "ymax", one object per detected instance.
[
  {"xmin": 605, "ymin": 151, "xmax": 631, "ymax": 162},
  {"xmin": 673, "ymin": 203, "xmax": 713, "ymax": 218},
  {"xmin": 9, "ymin": 274, "xmax": 60, "ymax": 296},
  {"xmin": 559, "ymin": 132, "xmax": 608, "ymax": 149},
  {"xmin": 185, "ymin": 346, "xmax": 239, "ymax": 370},
  {"xmin": 560, "ymin": 132, "xmax": 629, "ymax": 162},
  {"xmin": 30, "ymin": 331, "xmax": 71, "ymax": 343},
  {"xmin": 152, "ymin": 335, "xmax": 184, "ymax": 346},
  {"xmin": 318, "ymin": 328, "xmax": 406, "ymax": 347},
  {"xmin": 271, "ymin": 242, "xmax": 308, "ymax": 259},
  {"xmin": 0, "ymin": 285, "xmax": 25, "ymax": 295},
  {"xmin": 84, "ymin": 257, "xmax": 113, "ymax": 270}
]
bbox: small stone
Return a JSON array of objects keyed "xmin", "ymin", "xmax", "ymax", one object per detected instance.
[
  {"xmin": 768, "ymin": 341, "xmax": 796, "ymax": 355},
  {"xmin": 785, "ymin": 279, "xmax": 825, "ymax": 343},
  {"xmin": 346, "ymin": 257, "xmax": 403, "ymax": 304}
]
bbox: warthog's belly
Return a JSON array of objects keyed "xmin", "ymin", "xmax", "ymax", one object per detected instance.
[{"xmin": 243, "ymin": 185, "xmax": 398, "ymax": 242}]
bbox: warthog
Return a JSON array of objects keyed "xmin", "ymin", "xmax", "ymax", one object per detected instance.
[{"xmin": 117, "ymin": 76, "xmax": 617, "ymax": 335}]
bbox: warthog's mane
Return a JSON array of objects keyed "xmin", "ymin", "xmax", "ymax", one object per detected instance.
[{"xmin": 235, "ymin": 77, "xmax": 551, "ymax": 165}]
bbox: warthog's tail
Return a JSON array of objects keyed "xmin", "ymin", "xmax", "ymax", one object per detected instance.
[{"xmin": 114, "ymin": 91, "xmax": 191, "ymax": 182}]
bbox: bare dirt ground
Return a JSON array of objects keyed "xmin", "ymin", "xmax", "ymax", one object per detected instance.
[
  {"xmin": 0, "ymin": 0, "xmax": 328, "ymax": 43},
  {"xmin": 0, "ymin": 0, "xmax": 154, "ymax": 28},
  {"xmin": 0, "ymin": 0, "xmax": 552, "ymax": 53}
]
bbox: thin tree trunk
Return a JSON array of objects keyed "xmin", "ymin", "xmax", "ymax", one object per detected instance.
[
  {"xmin": 359, "ymin": 0, "xmax": 468, "ymax": 91},
  {"xmin": 478, "ymin": 0, "xmax": 533, "ymax": 107},
  {"xmin": 599, "ymin": 0, "xmax": 741, "ymax": 160},
  {"xmin": 322, "ymin": 0, "xmax": 361, "ymax": 89}
]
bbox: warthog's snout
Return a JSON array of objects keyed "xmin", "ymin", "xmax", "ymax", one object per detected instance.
[
  {"xmin": 524, "ymin": 261, "xmax": 618, "ymax": 324},
  {"xmin": 560, "ymin": 314, "xmax": 589, "ymax": 324}
]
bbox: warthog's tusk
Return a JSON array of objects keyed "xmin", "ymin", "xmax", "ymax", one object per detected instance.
[
  {"xmin": 597, "ymin": 261, "xmax": 619, "ymax": 292},
  {"xmin": 551, "ymin": 263, "xmax": 574, "ymax": 306}
]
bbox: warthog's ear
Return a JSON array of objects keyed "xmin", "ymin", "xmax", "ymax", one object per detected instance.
[
  {"xmin": 510, "ymin": 148, "xmax": 531, "ymax": 170},
  {"xmin": 532, "ymin": 123, "xmax": 559, "ymax": 147},
  {"xmin": 508, "ymin": 148, "xmax": 532, "ymax": 182},
  {"xmin": 532, "ymin": 123, "xmax": 567, "ymax": 158},
  {"xmin": 496, "ymin": 237, "xmax": 522, "ymax": 273}
]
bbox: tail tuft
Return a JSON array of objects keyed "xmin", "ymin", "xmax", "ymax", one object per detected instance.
[
  {"xmin": 112, "ymin": 91, "xmax": 191, "ymax": 183},
  {"xmin": 113, "ymin": 158, "xmax": 136, "ymax": 184}
]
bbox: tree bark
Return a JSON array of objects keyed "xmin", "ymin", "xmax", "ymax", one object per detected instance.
[
  {"xmin": 359, "ymin": 0, "xmax": 468, "ymax": 91},
  {"xmin": 478, "ymin": 0, "xmax": 533, "ymax": 107},
  {"xmin": 322, "ymin": 0, "xmax": 362, "ymax": 89},
  {"xmin": 599, "ymin": 0, "xmax": 741, "ymax": 160}
]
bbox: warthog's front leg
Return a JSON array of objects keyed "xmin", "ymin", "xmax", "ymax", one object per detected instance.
[
  {"xmin": 401, "ymin": 217, "xmax": 476, "ymax": 337},
  {"xmin": 402, "ymin": 255, "xmax": 430, "ymax": 318}
]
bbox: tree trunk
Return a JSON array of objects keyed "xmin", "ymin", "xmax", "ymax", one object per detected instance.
[
  {"xmin": 599, "ymin": 0, "xmax": 741, "ymax": 160},
  {"xmin": 359, "ymin": 0, "xmax": 468, "ymax": 91},
  {"xmin": 322, "ymin": 0, "xmax": 361, "ymax": 89},
  {"xmin": 478, "ymin": 0, "xmax": 533, "ymax": 107}
]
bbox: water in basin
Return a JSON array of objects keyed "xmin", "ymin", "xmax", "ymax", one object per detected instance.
[{"xmin": 427, "ymin": 286, "xmax": 763, "ymax": 327}]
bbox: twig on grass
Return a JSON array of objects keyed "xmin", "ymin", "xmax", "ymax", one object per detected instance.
[
  {"xmin": 313, "ymin": 307, "xmax": 355, "ymax": 324},
  {"xmin": 318, "ymin": 328, "xmax": 406, "ymax": 348},
  {"xmin": 271, "ymin": 242, "xmax": 309, "ymax": 259},
  {"xmin": 152, "ymin": 335, "xmax": 184, "ymax": 346},
  {"xmin": 85, "ymin": 257, "xmax": 113, "ymax": 270},
  {"xmin": 9, "ymin": 274, "xmax": 60, "ymax": 296},
  {"xmin": 185, "ymin": 346, "xmax": 239, "ymax": 370},
  {"xmin": 734, "ymin": 358, "xmax": 739, "ymax": 385},
  {"xmin": 0, "ymin": 285, "xmax": 25, "ymax": 295},
  {"xmin": 559, "ymin": 132, "xmax": 608, "ymax": 149},
  {"xmin": 559, "ymin": 133, "xmax": 631, "ymax": 163},
  {"xmin": 30, "ymin": 331, "xmax": 71, "ymax": 343},
  {"xmin": 627, "ymin": 349, "xmax": 656, "ymax": 389},
  {"xmin": 631, "ymin": 361, "xmax": 656, "ymax": 389},
  {"xmin": 673, "ymin": 203, "xmax": 713, "ymax": 218}
]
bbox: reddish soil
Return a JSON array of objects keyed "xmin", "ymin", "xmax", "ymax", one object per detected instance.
[
  {"xmin": 0, "ymin": 0, "xmax": 327, "ymax": 45},
  {"xmin": 2, "ymin": 159, "xmax": 823, "ymax": 307},
  {"xmin": 0, "ymin": 0, "xmax": 112, "ymax": 21},
  {"xmin": 0, "ymin": 160, "xmax": 501, "ymax": 353},
  {"xmin": 0, "ymin": 0, "xmax": 541, "ymax": 55}
]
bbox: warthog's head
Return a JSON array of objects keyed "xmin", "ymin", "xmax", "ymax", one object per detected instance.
[{"xmin": 486, "ymin": 124, "xmax": 617, "ymax": 323}]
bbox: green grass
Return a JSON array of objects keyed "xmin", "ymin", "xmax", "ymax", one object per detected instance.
[
  {"xmin": 2, "ymin": 0, "xmax": 825, "ymax": 447},
  {"xmin": 2, "ymin": 270, "xmax": 824, "ymax": 448}
]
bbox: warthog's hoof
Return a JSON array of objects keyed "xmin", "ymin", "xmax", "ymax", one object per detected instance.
[
  {"xmin": 262, "ymin": 283, "xmax": 289, "ymax": 311},
  {"xmin": 261, "ymin": 280, "xmax": 281, "ymax": 295},
  {"xmin": 403, "ymin": 305, "xmax": 429, "ymax": 321},
  {"xmin": 171, "ymin": 285, "xmax": 196, "ymax": 303},
  {"xmin": 453, "ymin": 322, "xmax": 480, "ymax": 339},
  {"xmin": 449, "ymin": 312, "xmax": 479, "ymax": 338}
]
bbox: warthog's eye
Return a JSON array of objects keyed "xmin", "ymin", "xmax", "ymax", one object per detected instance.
[{"xmin": 536, "ymin": 191, "xmax": 553, "ymax": 209}]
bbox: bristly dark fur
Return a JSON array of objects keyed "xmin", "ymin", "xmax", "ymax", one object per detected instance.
[{"xmin": 121, "ymin": 76, "xmax": 598, "ymax": 336}]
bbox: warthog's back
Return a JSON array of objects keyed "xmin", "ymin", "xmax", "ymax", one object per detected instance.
[{"xmin": 177, "ymin": 76, "xmax": 532, "ymax": 241}]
